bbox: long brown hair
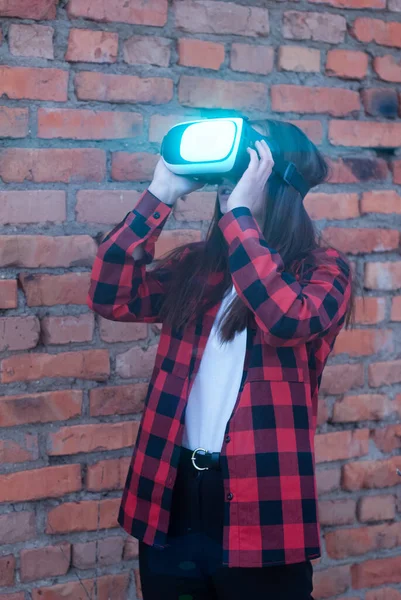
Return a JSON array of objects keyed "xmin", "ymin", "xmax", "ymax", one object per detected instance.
[{"xmin": 153, "ymin": 119, "xmax": 355, "ymax": 342}]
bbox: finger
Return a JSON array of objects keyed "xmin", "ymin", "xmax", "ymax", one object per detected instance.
[
  {"xmin": 247, "ymin": 147, "xmax": 259, "ymax": 170},
  {"xmin": 256, "ymin": 140, "xmax": 274, "ymax": 177}
]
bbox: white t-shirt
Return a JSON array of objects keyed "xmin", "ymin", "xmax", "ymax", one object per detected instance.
[{"xmin": 182, "ymin": 284, "xmax": 247, "ymax": 453}]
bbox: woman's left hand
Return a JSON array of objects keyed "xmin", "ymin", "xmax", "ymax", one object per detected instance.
[{"xmin": 227, "ymin": 139, "xmax": 274, "ymax": 214}]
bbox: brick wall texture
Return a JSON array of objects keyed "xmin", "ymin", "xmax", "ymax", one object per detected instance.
[{"xmin": 0, "ymin": 0, "xmax": 401, "ymax": 598}]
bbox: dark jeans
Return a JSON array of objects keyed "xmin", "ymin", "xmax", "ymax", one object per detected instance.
[{"xmin": 139, "ymin": 448, "xmax": 314, "ymax": 600}]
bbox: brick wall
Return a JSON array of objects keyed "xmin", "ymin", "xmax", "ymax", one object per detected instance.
[{"xmin": 0, "ymin": 0, "xmax": 400, "ymax": 598}]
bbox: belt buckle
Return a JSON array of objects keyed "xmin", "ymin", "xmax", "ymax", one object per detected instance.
[{"xmin": 191, "ymin": 447, "xmax": 209, "ymax": 471}]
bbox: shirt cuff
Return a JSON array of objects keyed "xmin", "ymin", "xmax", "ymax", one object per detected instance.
[{"xmin": 218, "ymin": 206, "xmax": 259, "ymax": 246}]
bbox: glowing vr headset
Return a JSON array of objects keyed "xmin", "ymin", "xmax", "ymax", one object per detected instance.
[{"xmin": 161, "ymin": 117, "xmax": 309, "ymax": 198}]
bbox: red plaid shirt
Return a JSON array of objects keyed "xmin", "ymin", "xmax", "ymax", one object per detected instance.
[{"xmin": 88, "ymin": 190, "xmax": 351, "ymax": 568}]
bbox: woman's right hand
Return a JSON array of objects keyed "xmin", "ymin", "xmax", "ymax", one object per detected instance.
[{"xmin": 148, "ymin": 158, "xmax": 205, "ymax": 206}]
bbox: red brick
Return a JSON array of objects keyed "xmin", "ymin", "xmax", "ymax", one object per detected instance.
[
  {"xmin": 86, "ymin": 457, "xmax": 131, "ymax": 491},
  {"xmin": 75, "ymin": 71, "xmax": 173, "ymax": 104},
  {"xmin": 309, "ymin": 0, "xmax": 384, "ymax": 7},
  {"xmin": 313, "ymin": 565, "xmax": 351, "ymax": 599},
  {"xmin": 365, "ymin": 262, "xmax": 401, "ymax": 290},
  {"xmin": 319, "ymin": 498, "xmax": 356, "ymax": 526},
  {"xmin": 327, "ymin": 156, "xmax": 388, "ymax": 183},
  {"xmin": 98, "ymin": 573, "xmax": 129, "ymax": 600},
  {"xmin": 20, "ymin": 544, "xmax": 71, "ymax": 582},
  {"xmin": 179, "ymin": 76, "xmax": 268, "ymax": 110},
  {"xmin": 0, "ymin": 148, "xmax": 105, "ymax": 183},
  {"xmin": 66, "ymin": 29, "xmax": 118, "ymax": 63},
  {"xmin": 317, "ymin": 398, "xmax": 329, "ymax": 425},
  {"xmin": 361, "ymin": 190, "xmax": 401, "ymax": 214},
  {"xmin": 0, "ymin": 235, "xmax": 96, "ymax": 268},
  {"xmin": 352, "ymin": 556, "xmax": 401, "ymax": 589},
  {"xmin": 0, "ymin": 316, "xmax": 39, "ymax": 351},
  {"xmin": 46, "ymin": 499, "xmax": 119, "ymax": 533},
  {"xmin": 0, "ymin": 465, "xmax": 81, "ymax": 503},
  {"xmin": 174, "ymin": 191, "xmax": 216, "ymax": 221},
  {"xmin": 38, "ymin": 108, "xmax": 142, "ymax": 140},
  {"xmin": 352, "ymin": 18, "xmax": 401, "ymax": 48},
  {"xmin": 0, "ymin": 390, "xmax": 82, "ymax": 427},
  {"xmin": 0, "ymin": 434, "xmax": 38, "ymax": 464},
  {"xmin": 0, "ymin": 107, "xmax": 29, "ymax": 138},
  {"xmin": 41, "ymin": 314, "xmax": 94, "ymax": 345},
  {"xmin": 326, "ymin": 49, "xmax": 368, "ymax": 79},
  {"xmin": 359, "ymin": 495, "xmax": 396, "ymax": 522},
  {"xmin": 1, "ymin": 349, "xmax": 110, "ymax": 383},
  {"xmin": 278, "ymin": 46, "xmax": 320, "ymax": 73},
  {"xmin": 231, "ymin": 44, "xmax": 274, "ymax": 75},
  {"xmin": 0, "ymin": 0, "xmax": 57, "ymax": 19},
  {"xmin": 288, "ymin": 120, "xmax": 324, "ymax": 144},
  {"xmin": 394, "ymin": 161, "xmax": 401, "ymax": 184},
  {"xmin": 124, "ymin": 35, "xmax": 171, "ymax": 67},
  {"xmin": 283, "ymin": 11, "xmax": 346, "ymax": 44},
  {"xmin": 32, "ymin": 579, "xmax": 95, "ymax": 600},
  {"xmin": 124, "ymin": 537, "xmax": 139, "ymax": 560},
  {"xmin": 332, "ymin": 394, "xmax": 396, "ymax": 422},
  {"xmin": 320, "ymin": 363, "xmax": 364, "ymax": 394},
  {"xmin": 0, "ymin": 594, "xmax": 28, "ymax": 600},
  {"xmin": 333, "ymin": 329, "xmax": 393, "ymax": 357},
  {"xmin": 374, "ymin": 55, "xmax": 401, "ymax": 82},
  {"xmin": 355, "ymin": 297, "xmax": 386, "ymax": 324},
  {"xmin": 68, "ymin": 0, "xmax": 168, "ymax": 26},
  {"xmin": 175, "ymin": 0, "xmax": 269, "ymax": 36},
  {"xmin": 9, "ymin": 24, "xmax": 54, "ymax": 59},
  {"xmin": 19, "ymin": 272, "xmax": 91, "ymax": 306},
  {"xmin": 326, "ymin": 522, "xmax": 401, "ymax": 559},
  {"xmin": 90, "ymin": 384, "xmax": 147, "ymax": 417},
  {"xmin": 98, "ymin": 498, "xmax": 120, "ymax": 529},
  {"xmin": 343, "ymin": 456, "xmax": 401, "ymax": 490},
  {"xmin": 72, "ymin": 541, "xmax": 96, "ymax": 569},
  {"xmin": 391, "ymin": 296, "xmax": 401, "ymax": 320},
  {"xmin": 325, "ymin": 226, "xmax": 399, "ymax": 254},
  {"xmin": 0, "ymin": 66, "xmax": 67, "ymax": 101},
  {"xmin": 329, "ymin": 120, "xmax": 401, "ymax": 147},
  {"xmin": 98, "ymin": 537, "xmax": 124, "ymax": 566},
  {"xmin": 155, "ymin": 229, "xmax": 202, "ymax": 259},
  {"xmin": 271, "ymin": 85, "xmax": 360, "ymax": 116},
  {"xmin": 317, "ymin": 467, "xmax": 341, "ymax": 495},
  {"xmin": 0, "ymin": 280, "xmax": 17, "ymax": 309},
  {"xmin": 148, "ymin": 114, "xmax": 198, "ymax": 143},
  {"xmin": 47, "ymin": 501, "xmax": 98, "ymax": 534},
  {"xmin": 369, "ymin": 360, "xmax": 401, "ymax": 387},
  {"xmin": 0, "ymin": 191, "xmax": 66, "ymax": 224},
  {"xmin": 116, "ymin": 344, "xmax": 158, "ymax": 379},
  {"xmin": 362, "ymin": 88, "xmax": 399, "ymax": 118},
  {"xmin": 315, "ymin": 429, "xmax": 369, "ymax": 463},
  {"xmin": 111, "ymin": 152, "xmax": 158, "ymax": 181},
  {"xmin": 373, "ymin": 425, "xmax": 401, "ymax": 453},
  {"xmin": 179, "ymin": 38, "xmax": 225, "ymax": 70},
  {"xmin": 76, "ymin": 190, "xmax": 141, "ymax": 224},
  {"xmin": 99, "ymin": 319, "xmax": 147, "ymax": 343},
  {"xmin": 0, "ymin": 556, "xmax": 15, "ymax": 587},
  {"xmin": 0, "ymin": 512, "xmax": 36, "ymax": 545},
  {"xmin": 48, "ymin": 421, "xmax": 139, "ymax": 455}
]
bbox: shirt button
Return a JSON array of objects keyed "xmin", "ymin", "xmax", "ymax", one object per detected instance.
[
  {"xmin": 225, "ymin": 435, "xmax": 231, "ymax": 443},
  {"xmin": 153, "ymin": 211, "xmax": 160, "ymax": 219},
  {"xmin": 227, "ymin": 492, "xmax": 234, "ymax": 501}
]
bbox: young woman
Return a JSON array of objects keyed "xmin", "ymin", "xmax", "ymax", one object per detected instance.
[{"xmin": 88, "ymin": 119, "xmax": 354, "ymax": 600}]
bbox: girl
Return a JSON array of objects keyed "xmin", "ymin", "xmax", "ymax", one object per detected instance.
[{"xmin": 88, "ymin": 119, "xmax": 354, "ymax": 600}]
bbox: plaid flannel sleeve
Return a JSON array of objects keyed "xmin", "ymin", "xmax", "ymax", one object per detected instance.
[
  {"xmin": 219, "ymin": 206, "xmax": 352, "ymax": 347},
  {"xmin": 87, "ymin": 190, "xmax": 173, "ymax": 323}
]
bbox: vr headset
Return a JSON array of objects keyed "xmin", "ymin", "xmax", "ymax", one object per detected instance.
[{"xmin": 161, "ymin": 117, "xmax": 309, "ymax": 199}]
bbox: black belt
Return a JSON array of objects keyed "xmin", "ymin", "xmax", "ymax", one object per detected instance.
[{"xmin": 181, "ymin": 446, "xmax": 221, "ymax": 471}]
